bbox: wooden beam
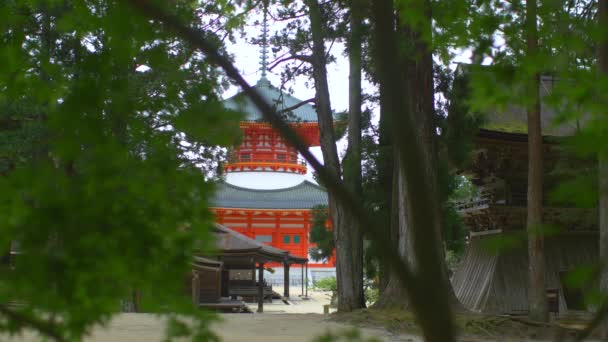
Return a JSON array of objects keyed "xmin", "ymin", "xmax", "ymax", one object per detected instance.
[
  {"xmin": 469, "ymin": 229, "xmax": 503, "ymax": 237},
  {"xmin": 283, "ymin": 262, "xmax": 290, "ymax": 298}
]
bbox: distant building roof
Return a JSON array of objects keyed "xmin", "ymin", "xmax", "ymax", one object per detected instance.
[
  {"xmin": 212, "ymin": 224, "xmax": 307, "ymax": 264},
  {"xmin": 223, "ymin": 77, "xmax": 319, "ymax": 123},
  {"xmin": 453, "ymin": 64, "xmax": 581, "ymax": 137},
  {"xmin": 211, "ymin": 180, "xmax": 328, "ymax": 209}
]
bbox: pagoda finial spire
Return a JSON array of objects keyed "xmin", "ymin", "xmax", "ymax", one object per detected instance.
[{"xmin": 260, "ymin": 1, "xmax": 269, "ymax": 78}]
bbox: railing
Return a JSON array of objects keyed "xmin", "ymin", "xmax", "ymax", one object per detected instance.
[
  {"xmin": 224, "ymin": 156, "xmax": 308, "ymax": 174},
  {"xmin": 455, "ymin": 192, "xmax": 493, "ymax": 212},
  {"xmin": 455, "ymin": 189, "xmax": 563, "ymax": 212},
  {"xmin": 226, "ymin": 154, "xmax": 307, "ymax": 167}
]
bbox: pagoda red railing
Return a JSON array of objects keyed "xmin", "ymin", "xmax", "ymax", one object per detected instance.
[{"xmin": 224, "ymin": 158, "xmax": 308, "ymax": 174}]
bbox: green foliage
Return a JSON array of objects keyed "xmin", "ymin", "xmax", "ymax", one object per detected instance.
[
  {"xmin": 550, "ymin": 172, "xmax": 598, "ymax": 208},
  {"xmin": 309, "ymin": 205, "xmax": 334, "ymax": 262},
  {"xmin": 313, "ymin": 276, "xmax": 337, "ymax": 292},
  {"xmin": 439, "ymin": 171, "xmax": 471, "ymax": 256},
  {"xmin": 440, "ymin": 203, "xmax": 467, "ymax": 256},
  {"xmin": 444, "ymin": 250, "xmax": 461, "ymax": 275},
  {"xmin": 1, "ymin": 0, "xmax": 606, "ymax": 339},
  {"xmin": 364, "ymin": 285, "xmax": 379, "ymax": 306},
  {"xmin": 438, "ymin": 66, "xmax": 482, "ymax": 257},
  {"xmin": 0, "ymin": 0, "xmax": 243, "ymax": 340},
  {"xmin": 481, "ymin": 233, "xmax": 526, "ymax": 255}
]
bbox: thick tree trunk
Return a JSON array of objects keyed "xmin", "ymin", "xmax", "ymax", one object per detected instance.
[
  {"xmin": 343, "ymin": 0, "xmax": 365, "ymax": 308},
  {"xmin": 526, "ymin": 0, "xmax": 548, "ymax": 323},
  {"xmin": 598, "ymin": 0, "xmax": 608, "ymax": 336},
  {"xmin": 305, "ymin": 0, "xmax": 364, "ymax": 312},
  {"xmin": 373, "ymin": 1, "xmax": 461, "ymax": 310},
  {"xmin": 344, "ymin": 0, "xmax": 363, "ymax": 198},
  {"xmin": 370, "ymin": 1, "xmax": 456, "ymax": 340},
  {"xmin": 376, "ymin": 74, "xmax": 395, "ymax": 294},
  {"xmin": 373, "ymin": 152, "xmax": 411, "ymax": 308},
  {"xmin": 372, "ymin": 0, "xmax": 455, "ymax": 336}
]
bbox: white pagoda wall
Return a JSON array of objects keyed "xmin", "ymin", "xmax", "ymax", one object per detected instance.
[{"xmin": 225, "ymin": 171, "xmax": 308, "ymax": 189}]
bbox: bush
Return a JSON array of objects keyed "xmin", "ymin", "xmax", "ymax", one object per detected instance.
[{"xmin": 313, "ymin": 276, "xmax": 337, "ymax": 292}]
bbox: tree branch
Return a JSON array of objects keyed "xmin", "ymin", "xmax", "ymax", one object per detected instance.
[
  {"xmin": 0, "ymin": 305, "xmax": 65, "ymax": 342},
  {"xmin": 268, "ymin": 54, "xmax": 313, "ymax": 70},
  {"xmin": 574, "ymin": 300, "xmax": 608, "ymax": 341},
  {"xmin": 278, "ymin": 98, "xmax": 316, "ymax": 113}
]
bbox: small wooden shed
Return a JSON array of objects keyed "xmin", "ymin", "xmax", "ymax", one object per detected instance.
[{"xmin": 209, "ymin": 224, "xmax": 307, "ymax": 312}]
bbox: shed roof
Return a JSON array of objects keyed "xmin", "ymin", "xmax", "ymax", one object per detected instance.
[
  {"xmin": 223, "ymin": 77, "xmax": 318, "ymax": 123},
  {"xmin": 193, "ymin": 256, "xmax": 222, "ymax": 267},
  {"xmin": 192, "ymin": 256, "xmax": 223, "ymax": 272},
  {"xmin": 213, "ymin": 224, "xmax": 307, "ymax": 264},
  {"xmin": 211, "ymin": 180, "xmax": 328, "ymax": 209}
]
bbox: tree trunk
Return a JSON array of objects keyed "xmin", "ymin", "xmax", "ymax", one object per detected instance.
[
  {"xmin": 344, "ymin": 3, "xmax": 363, "ymax": 197},
  {"xmin": 373, "ymin": 151, "xmax": 411, "ymax": 308},
  {"xmin": 526, "ymin": 0, "xmax": 548, "ymax": 323},
  {"xmin": 370, "ymin": 0, "xmax": 456, "ymax": 340},
  {"xmin": 343, "ymin": 0, "xmax": 365, "ymax": 308},
  {"xmin": 598, "ymin": 0, "xmax": 608, "ymax": 336},
  {"xmin": 373, "ymin": 1, "xmax": 461, "ymax": 311},
  {"xmin": 305, "ymin": 0, "xmax": 364, "ymax": 312},
  {"xmin": 376, "ymin": 71, "xmax": 395, "ymax": 294}
]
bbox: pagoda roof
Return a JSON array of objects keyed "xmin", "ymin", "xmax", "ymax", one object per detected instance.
[
  {"xmin": 211, "ymin": 180, "xmax": 328, "ymax": 209},
  {"xmin": 453, "ymin": 64, "xmax": 581, "ymax": 137},
  {"xmin": 223, "ymin": 77, "xmax": 319, "ymax": 123}
]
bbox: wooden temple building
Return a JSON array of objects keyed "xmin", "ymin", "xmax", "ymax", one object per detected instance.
[
  {"xmin": 450, "ymin": 67, "xmax": 597, "ymax": 315},
  {"xmin": 190, "ymin": 224, "xmax": 307, "ymax": 312},
  {"xmin": 209, "ymin": 75, "xmax": 335, "ymax": 285}
]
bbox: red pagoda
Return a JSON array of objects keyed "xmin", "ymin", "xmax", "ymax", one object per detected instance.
[
  {"xmin": 209, "ymin": 77, "xmax": 336, "ymax": 286},
  {"xmin": 209, "ymin": 12, "xmax": 335, "ymax": 285}
]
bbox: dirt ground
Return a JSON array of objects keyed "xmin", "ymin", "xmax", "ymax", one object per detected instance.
[
  {"xmin": 3, "ymin": 289, "xmax": 417, "ymax": 342},
  {"xmin": 4, "ymin": 289, "xmax": 598, "ymax": 341}
]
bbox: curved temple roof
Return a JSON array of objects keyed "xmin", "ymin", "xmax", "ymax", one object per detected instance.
[
  {"xmin": 223, "ymin": 77, "xmax": 318, "ymax": 123},
  {"xmin": 213, "ymin": 224, "xmax": 307, "ymax": 264},
  {"xmin": 211, "ymin": 180, "xmax": 328, "ymax": 210}
]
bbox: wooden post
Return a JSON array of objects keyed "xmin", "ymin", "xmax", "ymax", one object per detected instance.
[
  {"xmin": 305, "ymin": 262, "xmax": 308, "ymax": 297},
  {"xmin": 132, "ymin": 290, "xmax": 140, "ymax": 313},
  {"xmin": 283, "ymin": 262, "xmax": 290, "ymax": 298},
  {"xmin": 301, "ymin": 265, "xmax": 304, "ymax": 296},
  {"xmin": 257, "ymin": 263, "xmax": 264, "ymax": 313},
  {"xmin": 192, "ymin": 271, "xmax": 200, "ymax": 305}
]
